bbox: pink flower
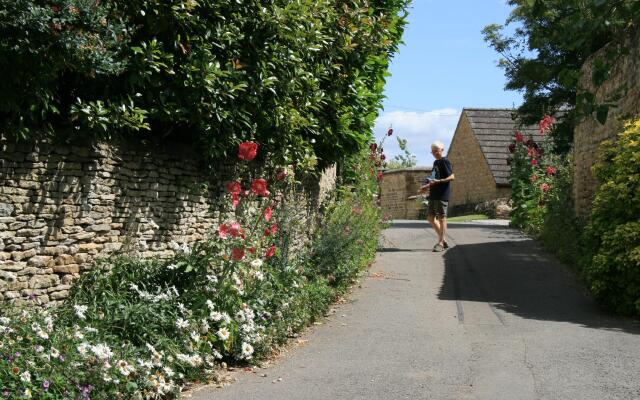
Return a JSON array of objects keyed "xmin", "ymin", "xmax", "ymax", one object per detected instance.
[
  {"xmin": 545, "ymin": 166, "xmax": 557, "ymax": 175},
  {"xmin": 387, "ymin": 128, "xmax": 393, "ymax": 136},
  {"xmin": 264, "ymin": 207, "xmax": 272, "ymax": 222},
  {"xmin": 369, "ymin": 143, "xmax": 377, "ymax": 152},
  {"xmin": 251, "ymin": 179, "xmax": 270, "ymax": 197},
  {"xmin": 527, "ymin": 147, "xmax": 538, "ymax": 158},
  {"xmin": 270, "ymin": 224, "xmax": 277, "ymax": 235},
  {"xmin": 231, "ymin": 193, "xmax": 240, "ymax": 208},
  {"xmin": 229, "ymin": 222, "xmax": 243, "ymax": 238},
  {"xmin": 540, "ymin": 183, "xmax": 550, "ymax": 192},
  {"xmin": 265, "ymin": 245, "xmax": 276, "ymax": 258},
  {"xmin": 515, "ymin": 131, "xmax": 524, "ymax": 142},
  {"xmin": 530, "ymin": 158, "xmax": 538, "ymax": 166},
  {"xmin": 530, "ymin": 175, "xmax": 539, "ymax": 183},
  {"xmin": 376, "ymin": 171, "xmax": 383, "ymax": 181},
  {"xmin": 238, "ymin": 141, "xmax": 258, "ymax": 161},
  {"xmin": 218, "ymin": 223, "xmax": 229, "ymax": 238},
  {"xmin": 538, "ymin": 115, "xmax": 556, "ymax": 134},
  {"xmin": 232, "ymin": 247, "xmax": 245, "ymax": 261}
]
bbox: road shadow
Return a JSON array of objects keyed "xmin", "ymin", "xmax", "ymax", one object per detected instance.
[{"xmin": 438, "ymin": 240, "xmax": 640, "ymax": 334}]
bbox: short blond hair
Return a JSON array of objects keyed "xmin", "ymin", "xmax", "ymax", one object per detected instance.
[{"xmin": 431, "ymin": 140, "xmax": 445, "ymax": 150}]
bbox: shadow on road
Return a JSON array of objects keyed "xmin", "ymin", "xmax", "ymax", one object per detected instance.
[{"xmin": 438, "ymin": 240, "xmax": 640, "ymax": 334}]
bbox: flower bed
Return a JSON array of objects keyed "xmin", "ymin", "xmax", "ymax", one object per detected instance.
[{"xmin": 0, "ymin": 143, "xmax": 383, "ymax": 399}]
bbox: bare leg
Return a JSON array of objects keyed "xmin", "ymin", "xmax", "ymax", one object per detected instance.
[
  {"xmin": 428, "ymin": 214, "xmax": 443, "ymax": 245},
  {"xmin": 438, "ymin": 216, "xmax": 447, "ymax": 245}
]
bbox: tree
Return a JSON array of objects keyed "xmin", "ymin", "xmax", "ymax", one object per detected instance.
[
  {"xmin": 483, "ymin": 0, "xmax": 640, "ymax": 153},
  {"xmin": 385, "ymin": 136, "xmax": 417, "ymax": 169}
]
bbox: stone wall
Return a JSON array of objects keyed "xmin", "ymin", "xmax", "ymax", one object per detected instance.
[
  {"xmin": 448, "ymin": 114, "xmax": 511, "ymax": 209},
  {"xmin": 574, "ymin": 29, "xmax": 640, "ymax": 215},
  {"xmin": 380, "ymin": 167, "xmax": 431, "ymax": 220},
  {"xmin": 0, "ymin": 138, "xmax": 335, "ymax": 305}
]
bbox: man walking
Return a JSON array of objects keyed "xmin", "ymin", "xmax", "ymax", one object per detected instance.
[{"xmin": 421, "ymin": 141, "xmax": 454, "ymax": 252}]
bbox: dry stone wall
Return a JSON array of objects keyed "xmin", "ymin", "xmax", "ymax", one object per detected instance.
[
  {"xmin": 0, "ymin": 138, "xmax": 334, "ymax": 306},
  {"xmin": 574, "ymin": 29, "xmax": 640, "ymax": 215}
]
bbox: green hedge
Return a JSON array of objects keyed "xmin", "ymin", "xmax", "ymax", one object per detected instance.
[
  {"xmin": 583, "ymin": 119, "xmax": 640, "ymax": 315},
  {"xmin": 0, "ymin": 0, "xmax": 409, "ymax": 168}
]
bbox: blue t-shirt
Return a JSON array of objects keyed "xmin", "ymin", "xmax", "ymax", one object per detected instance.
[{"xmin": 428, "ymin": 157, "xmax": 453, "ymax": 201}]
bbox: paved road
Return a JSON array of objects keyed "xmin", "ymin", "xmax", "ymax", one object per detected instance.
[{"xmin": 187, "ymin": 220, "xmax": 640, "ymax": 400}]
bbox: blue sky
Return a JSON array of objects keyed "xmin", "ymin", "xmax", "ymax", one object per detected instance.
[{"xmin": 373, "ymin": 0, "xmax": 523, "ymax": 166}]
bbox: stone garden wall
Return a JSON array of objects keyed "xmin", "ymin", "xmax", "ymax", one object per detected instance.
[
  {"xmin": 0, "ymin": 138, "xmax": 335, "ymax": 306},
  {"xmin": 380, "ymin": 167, "xmax": 431, "ymax": 220},
  {"xmin": 574, "ymin": 28, "xmax": 640, "ymax": 215}
]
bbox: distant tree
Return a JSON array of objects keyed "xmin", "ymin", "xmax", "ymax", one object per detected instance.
[
  {"xmin": 385, "ymin": 136, "xmax": 417, "ymax": 169},
  {"xmin": 483, "ymin": 0, "xmax": 640, "ymax": 154}
]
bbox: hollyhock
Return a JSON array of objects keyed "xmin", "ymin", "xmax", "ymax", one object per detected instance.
[
  {"xmin": 265, "ymin": 245, "xmax": 276, "ymax": 258},
  {"xmin": 264, "ymin": 207, "xmax": 272, "ymax": 222},
  {"xmin": 527, "ymin": 146, "xmax": 538, "ymax": 158},
  {"xmin": 508, "ymin": 143, "xmax": 516, "ymax": 153},
  {"xmin": 369, "ymin": 143, "xmax": 377, "ymax": 152},
  {"xmin": 270, "ymin": 224, "xmax": 277, "ymax": 235},
  {"xmin": 232, "ymin": 247, "xmax": 245, "ymax": 261},
  {"xmin": 530, "ymin": 175, "xmax": 539, "ymax": 183},
  {"xmin": 380, "ymin": 154, "xmax": 386, "ymax": 161},
  {"xmin": 276, "ymin": 168, "xmax": 288, "ymax": 181},
  {"xmin": 545, "ymin": 166, "xmax": 557, "ymax": 175},
  {"xmin": 238, "ymin": 141, "xmax": 258, "ymax": 161},
  {"xmin": 226, "ymin": 181, "xmax": 241, "ymax": 194},
  {"xmin": 540, "ymin": 183, "xmax": 550, "ymax": 192},
  {"xmin": 515, "ymin": 131, "xmax": 524, "ymax": 142},
  {"xmin": 229, "ymin": 222, "xmax": 243, "ymax": 238},
  {"xmin": 387, "ymin": 128, "xmax": 393, "ymax": 136},
  {"xmin": 530, "ymin": 158, "xmax": 538, "ymax": 166},
  {"xmin": 248, "ymin": 247, "xmax": 256, "ymax": 254},
  {"xmin": 538, "ymin": 115, "xmax": 555, "ymax": 134},
  {"xmin": 251, "ymin": 179, "xmax": 269, "ymax": 197},
  {"xmin": 376, "ymin": 171, "xmax": 383, "ymax": 181}
]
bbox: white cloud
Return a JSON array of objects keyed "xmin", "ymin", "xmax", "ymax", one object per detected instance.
[{"xmin": 373, "ymin": 108, "xmax": 460, "ymax": 166}]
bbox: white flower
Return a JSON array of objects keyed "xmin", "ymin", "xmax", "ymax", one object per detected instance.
[
  {"xmin": 85, "ymin": 326, "xmax": 98, "ymax": 333},
  {"xmin": 252, "ymin": 270, "xmax": 264, "ymax": 281},
  {"xmin": 74, "ymin": 305, "xmax": 88, "ymax": 320},
  {"xmin": 117, "ymin": 360, "xmax": 135, "ymax": 376},
  {"xmin": 91, "ymin": 343, "xmax": 113, "ymax": 361},
  {"xmin": 0, "ymin": 317, "xmax": 9, "ymax": 324},
  {"xmin": 37, "ymin": 330, "xmax": 49, "ymax": 340},
  {"xmin": 250, "ymin": 259, "xmax": 263, "ymax": 268},
  {"xmin": 175, "ymin": 318, "xmax": 189, "ymax": 330},
  {"xmin": 190, "ymin": 331, "xmax": 200, "ymax": 343},
  {"xmin": 166, "ymin": 263, "xmax": 179, "ymax": 270},
  {"xmin": 206, "ymin": 274, "xmax": 218, "ymax": 283},
  {"xmin": 200, "ymin": 320, "xmax": 210, "ymax": 334},
  {"xmin": 23, "ymin": 389, "xmax": 32, "ymax": 398},
  {"xmin": 209, "ymin": 311, "xmax": 223, "ymax": 321},
  {"xmin": 217, "ymin": 327, "xmax": 230, "ymax": 341},
  {"xmin": 34, "ymin": 345, "xmax": 44, "ymax": 353},
  {"xmin": 74, "ymin": 330, "xmax": 84, "ymax": 340},
  {"xmin": 176, "ymin": 353, "xmax": 203, "ymax": 367},
  {"xmin": 241, "ymin": 342, "xmax": 254, "ymax": 359},
  {"xmin": 235, "ymin": 310, "xmax": 246, "ymax": 323},
  {"xmin": 206, "ymin": 300, "xmax": 215, "ymax": 310},
  {"xmin": 20, "ymin": 370, "xmax": 31, "ymax": 383},
  {"xmin": 43, "ymin": 316, "xmax": 54, "ymax": 332},
  {"xmin": 163, "ymin": 366, "xmax": 175, "ymax": 377},
  {"xmin": 50, "ymin": 347, "xmax": 60, "ymax": 358},
  {"xmin": 77, "ymin": 342, "xmax": 90, "ymax": 356}
]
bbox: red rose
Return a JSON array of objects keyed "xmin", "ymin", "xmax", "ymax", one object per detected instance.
[
  {"xmin": 264, "ymin": 207, "xmax": 272, "ymax": 222},
  {"xmin": 530, "ymin": 175, "xmax": 539, "ymax": 183},
  {"xmin": 264, "ymin": 227, "xmax": 271, "ymax": 237},
  {"xmin": 251, "ymin": 179, "xmax": 270, "ymax": 197},
  {"xmin": 545, "ymin": 166, "xmax": 557, "ymax": 175},
  {"xmin": 232, "ymin": 247, "xmax": 245, "ymax": 261},
  {"xmin": 238, "ymin": 141, "xmax": 258, "ymax": 161},
  {"xmin": 540, "ymin": 183, "xmax": 550, "ymax": 192},
  {"xmin": 265, "ymin": 245, "xmax": 276, "ymax": 258},
  {"xmin": 218, "ymin": 224, "xmax": 229, "ymax": 238},
  {"xmin": 248, "ymin": 247, "xmax": 256, "ymax": 254},
  {"xmin": 226, "ymin": 181, "xmax": 241, "ymax": 194},
  {"xmin": 530, "ymin": 158, "xmax": 538, "ymax": 166}
]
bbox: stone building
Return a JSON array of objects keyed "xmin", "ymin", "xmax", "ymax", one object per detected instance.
[{"xmin": 447, "ymin": 108, "xmax": 540, "ymax": 214}]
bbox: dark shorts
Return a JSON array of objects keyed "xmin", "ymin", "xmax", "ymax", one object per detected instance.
[{"xmin": 427, "ymin": 200, "xmax": 448, "ymax": 218}]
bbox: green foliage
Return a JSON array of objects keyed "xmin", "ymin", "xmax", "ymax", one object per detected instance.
[
  {"xmin": 0, "ymin": 0, "xmax": 409, "ymax": 168},
  {"xmin": 483, "ymin": 0, "xmax": 640, "ymax": 153},
  {"xmin": 583, "ymin": 118, "xmax": 640, "ymax": 315}
]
